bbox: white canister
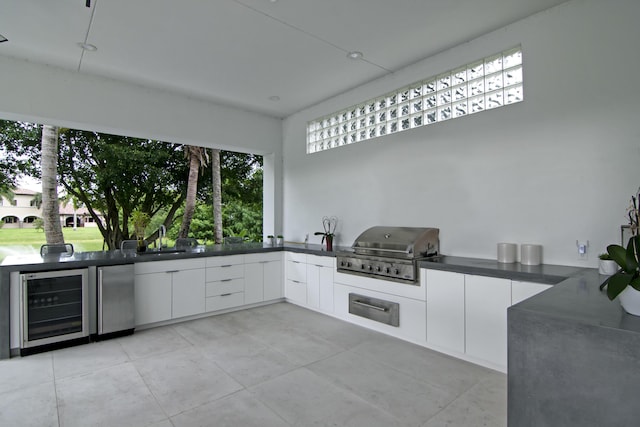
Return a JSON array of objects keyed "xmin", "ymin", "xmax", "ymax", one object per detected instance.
[
  {"xmin": 497, "ymin": 243, "xmax": 517, "ymax": 263},
  {"xmin": 521, "ymin": 244, "xmax": 542, "ymax": 266}
]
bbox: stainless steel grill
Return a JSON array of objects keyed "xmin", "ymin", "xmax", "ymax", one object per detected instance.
[{"xmin": 337, "ymin": 226, "xmax": 439, "ymax": 284}]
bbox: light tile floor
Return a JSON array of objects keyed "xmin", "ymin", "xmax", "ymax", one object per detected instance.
[{"xmin": 0, "ymin": 303, "xmax": 506, "ymax": 427}]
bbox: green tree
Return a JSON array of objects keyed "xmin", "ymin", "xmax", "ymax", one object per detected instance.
[
  {"xmin": 41, "ymin": 125, "xmax": 64, "ymax": 244},
  {"xmin": 178, "ymin": 146, "xmax": 209, "ymax": 238},
  {"xmin": 57, "ymin": 129, "xmax": 189, "ymax": 250},
  {"xmin": 0, "ymin": 120, "xmax": 41, "ymax": 194}
]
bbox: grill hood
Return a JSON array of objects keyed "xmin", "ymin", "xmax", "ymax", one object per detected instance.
[{"xmin": 351, "ymin": 226, "xmax": 439, "ymax": 259}]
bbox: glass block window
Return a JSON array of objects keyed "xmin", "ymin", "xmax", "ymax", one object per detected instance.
[{"xmin": 307, "ymin": 46, "xmax": 523, "ymax": 153}]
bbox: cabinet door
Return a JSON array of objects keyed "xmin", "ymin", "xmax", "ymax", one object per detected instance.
[
  {"xmin": 512, "ymin": 280, "xmax": 552, "ymax": 305},
  {"xmin": 285, "ymin": 279, "xmax": 307, "ymax": 305},
  {"xmin": 172, "ymin": 268, "xmax": 205, "ymax": 318},
  {"xmin": 307, "ymin": 264, "xmax": 320, "ymax": 309},
  {"xmin": 465, "ymin": 275, "xmax": 511, "ymax": 368},
  {"xmin": 426, "ymin": 269, "xmax": 465, "ymax": 354},
  {"xmin": 244, "ymin": 263, "xmax": 264, "ymax": 305},
  {"xmin": 319, "ymin": 265, "xmax": 334, "ymax": 313},
  {"xmin": 135, "ymin": 272, "xmax": 172, "ymax": 326},
  {"xmin": 263, "ymin": 260, "xmax": 283, "ymax": 301}
]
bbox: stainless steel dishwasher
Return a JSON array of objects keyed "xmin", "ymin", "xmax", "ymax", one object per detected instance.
[{"xmin": 97, "ymin": 264, "xmax": 135, "ymax": 338}]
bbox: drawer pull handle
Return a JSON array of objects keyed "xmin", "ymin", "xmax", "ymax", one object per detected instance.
[
  {"xmin": 353, "ymin": 300, "xmax": 389, "ymax": 312},
  {"xmin": 220, "ymin": 279, "xmax": 233, "ymax": 282},
  {"xmin": 165, "ymin": 270, "xmax": 179, "ymax": 273},
  {"xmin": 221, "ymin": 293, "xmax": 232, "ymax": 297},
  {"xmin": 221, "ymin": 264, "xmax": 232, "ymax": 268},
  {"xmin": 291, "ymin": 261, "xmax": 301, "ymax": 264}
]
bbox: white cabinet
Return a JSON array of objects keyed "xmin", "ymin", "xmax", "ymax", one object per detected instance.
[
  {"xmin": 425, "ymin": 269, "xmax": 465, "ymax": 354},
  {"xmin": 512, "ymin": 280, "xmax": 552, "ymax": 305},
  {"xmin": 307, "ymin": 255, "xmax": 334, "ymax": 313},
  {"xmin": 134, "ymin": 271, "xmax": 172, "ymax": 326},
  {"xmin": 172, "ymin": 268, "xmax": 206, "ymax": 318},
  {"xmin": 284, "ymin": 252, "xmax": 335, "ymax": 313},
  {"xmin": 205, "ymin": 255, "xmax": 245, "ymax": 312},
  {"xmin": 245, "ymin": 252, "xmax": 283, "ymax": 304},
  {"xmin": 465, "ymin": 275, "xmax": 511, "ymax": 369},
  {"xmin": 285, "ymin": 252, "xmax": 308, "ymax": 305},
  {"xmin": 134, "ymin": 258, "xmax": 205, "ymax": 326}
]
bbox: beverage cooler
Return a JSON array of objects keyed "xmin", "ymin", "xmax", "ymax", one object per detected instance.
[{"xmin": 20, "ymin": 268, "xmax": 89, "ymax": 351}]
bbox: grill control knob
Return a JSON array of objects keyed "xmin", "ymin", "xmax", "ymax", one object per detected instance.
[
  {"xmin": 385, "ymin": 267, "xmax": 390, "ymax": 274},
  {"xmin": 347, "ymin": 262, "xmax": 352, "ymax": 267},
  {"xmin": 394, "ymin": 269, "xmax": 400, "ymax": 275},
  {"xmin": 361, "ymin": 264, "xmax": 365, "ymax": 269},
  {"xmin": 368, "ymin": 265, "xmax": 373, "ymax": 271},
  {"xmin": 376, "ymin": 266, "xmax": 382, "ymax": 272},
  {"xmin": 340, "ymin": 261, "xmax": 345, "ymax": 267}
]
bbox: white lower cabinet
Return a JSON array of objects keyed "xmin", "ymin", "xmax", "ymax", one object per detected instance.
[
  {"xmin": 134, "ymin": 271, "xmax": 173, "ymax": 326},
  {"xmin": 205, "ymin": 255, "xmax": 245, "ymax": 312},
  {"xmin": 425, "ymin": 269, "xmax": 465, "ymax": 354},
  {"xmin": 172, "ymin": 268, "xmax": 206, "ymax": 318},
  {"xmin": 285, "ymin": 252, "xmax": 308, "ymax": 305},
  {"xmin": 512, "ymin": 280, "xmax": 552, "ymax": 305},
  {"xmin": 244, "ymin": 252, "xmax": 283, "ymax": 304},
  {"xmin": 464, "ymin": 275, "xmax": 511, "ymax": 369},
  {"xmin": 134, "ymin": 258, "xmax": 205, "ymax": 326},
  {"xmin": 306, "ymin": 255, "xmax": 334, "ymax": 313}
]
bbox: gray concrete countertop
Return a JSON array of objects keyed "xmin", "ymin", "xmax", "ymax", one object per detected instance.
[
  {"xmin": 0, "ymin": 242, "xmax": 340, "ymax": 272},
  {"xmin": 419, "ymin": 255, "xmax": 583, "ymax": 285}
]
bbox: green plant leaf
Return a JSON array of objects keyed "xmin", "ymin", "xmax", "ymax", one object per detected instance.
[
  {"xmin": 630, "ymin": 273, "xmax": 640, "ymax": 292},
  {"xmin": 606, "ymin": 272, "xmax": 633, "ymax": 300},
  {"xmin": 607, "ymin": 244, "xmax": 629, "ymax": 271}
]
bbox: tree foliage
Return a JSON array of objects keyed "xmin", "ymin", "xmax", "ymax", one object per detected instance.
[
  {"xmin": 0, "ymin": 120, "xmax": 41, "ymax": 194},
  {"xmin": 0, "ymin": 118, "xmax": 264, "ymax": 249},
  {"xmin": 56, "ymin": 129, "xmax": 189, "ymax": 249}
]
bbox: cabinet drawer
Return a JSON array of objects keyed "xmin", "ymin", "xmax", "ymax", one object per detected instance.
[
  {"xmin": 206, "ymin": 264, "xmax": 244, "ymax": 281},
  {"xmin": 285, "ymin": 279, "xmax": 307, "ymax": 305},
  {"xmin": 205, "ymin": 255, "xmax": 245, "ymax": 268},
  {"xmin": 135, "ymin": 258, "xmax": 205, "ymax": 274},
  {"xmin": 286, "ymin": 252, "xmax": 307, "ymax": 264},
  {"xmin": 287, "ymin": 260, "xmax": 307, "ymax": 283},
  {"xmin": 206, "ymin": 292, "xmax": 244, "ymax": 312},
  {"xmin": 307, "ymin": 254, "xmax": 334, "ymax": 268},
  {"xmin": 206, "ymin": 278, "xmax": 244, "ymax": 297},
  {"xmin": 245, "ymin": 252, "xmax": 282, "ymax": 263}
]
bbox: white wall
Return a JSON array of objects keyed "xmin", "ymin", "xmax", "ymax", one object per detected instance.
[
  {"xmin": 283, "ymin": 0, "xmax": 640, "ymax": 266},
  {"xmin": 0, "ymin": 55, "xmax": 284, "ymax": 236}
]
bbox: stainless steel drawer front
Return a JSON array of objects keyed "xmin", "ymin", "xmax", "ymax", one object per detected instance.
[{"xmin": 348, "ymin": 293, "xmax": 399, "ymax": 327}]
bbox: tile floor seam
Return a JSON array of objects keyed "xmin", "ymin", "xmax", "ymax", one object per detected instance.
[
  {"xmin": 344, "ymin": 344, "xmax": 484, "ymax": 398},
  {"xmin": 51, "ymin": 354, "xmax": 62, "ymax": 427},
  {"xmin": 130, "ymin": 358, "xmax": 174, "ymax": 423}
]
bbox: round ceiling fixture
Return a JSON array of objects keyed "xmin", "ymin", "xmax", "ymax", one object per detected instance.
[
  {"xmin": 268, "ymin": 95, "xmax": 280, "ymax": 102},
  {"xmin": 346, "ymin": 51, "xmax": 363, "ymax": 60},
  {"xmin": 77, "ymin": 42, "xmax": 97, "ymax": 52}
]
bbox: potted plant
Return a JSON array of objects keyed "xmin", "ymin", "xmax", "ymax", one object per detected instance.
[
  {"xmin": 131, "ymin": 209, "xmax": 150, "ymax": 253},
  {"xmin": 315, "ymin": 216, "xmax": 337, "ymax": 252},
  {"xmin": 276, "ymin": 235, "xmax": 284, "ymax": 246},
  {"xmin": 601, "ymin": 187, "xmax": 640, "ymax": 315},
  {"xmin": 266, "ymin": 235, "xmax": 275, "ymax": 246},
  {"xmin": 598, "ymin": 253, "xmax": 619, "ymax": 275}
]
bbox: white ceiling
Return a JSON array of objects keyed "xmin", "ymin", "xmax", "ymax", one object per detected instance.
[{"xmin": 0, "ymin": 0, "xmax": 568, "ymax": 118}]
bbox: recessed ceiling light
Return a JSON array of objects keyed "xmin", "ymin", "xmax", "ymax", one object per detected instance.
[
  {"xmin": 268, "ymin": 95, "xmax": 280, "ymax": 102},
  {"xmin": 0, "ymin": 34, "xmax": 8, "ymax": 43},
  {"xmin": 346, "ymin": 51, "xmax": 363, "ymax": 60},
  {"xmin": 77, "ymin": 42, "xmax": 97, "ymax": 52}
]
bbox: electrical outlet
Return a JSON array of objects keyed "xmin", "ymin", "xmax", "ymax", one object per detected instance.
[{"xmin": 576, "ymin": 240, "xmax": 589, "ymax": 261}]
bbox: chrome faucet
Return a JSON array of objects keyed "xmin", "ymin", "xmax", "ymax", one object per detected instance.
[{"xmin": 159, "ymin": 225, "xmax": 166, "ymax": 250}]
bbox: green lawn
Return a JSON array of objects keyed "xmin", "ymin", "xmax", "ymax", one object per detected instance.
[{"xmin": 0, "ymin": 227, "xmax": 106, "ymax": 262}]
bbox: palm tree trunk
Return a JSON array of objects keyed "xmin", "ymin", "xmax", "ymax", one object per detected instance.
[
  {"xmin": 212, "ymin": 149, "xmax": 223, "ymax": 244},
  {"xmin": 178, "ymin": 146, "xmax": 201, "ymax": 238},
  {"xmin": 41, "ymin": 125, "xmax": 64, "ymax": 244}
]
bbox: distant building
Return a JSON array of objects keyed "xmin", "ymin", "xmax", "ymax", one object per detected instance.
[{"xmin": 0, "ymin": 188, "xmax": 104, "ymax": 229}]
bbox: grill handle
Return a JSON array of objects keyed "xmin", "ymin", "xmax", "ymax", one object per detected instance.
[
  {"xmin": 353, "ymin": 246, "xmax": 411, "ymax": 254},
  {"xmin": 352, "ymin": 299, "xmax": 389, "ymax": 312}
]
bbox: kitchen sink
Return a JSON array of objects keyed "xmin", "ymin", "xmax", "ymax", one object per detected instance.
[{"xmin": 137, "ymin": 249, "xmax": 187, "ymax": 255}]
